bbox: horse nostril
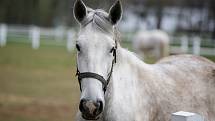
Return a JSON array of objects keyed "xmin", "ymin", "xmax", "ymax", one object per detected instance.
[
  {"xmin": 79, "ymin": 99, "xmax": 103, "ymax": 116},
  {"xmin": 96, "ymin": 100, "xmax": 103, "ymax": 114},
  {"xmin": 79, "ymin": 99, "xmax": 87, "ymax": 113}
]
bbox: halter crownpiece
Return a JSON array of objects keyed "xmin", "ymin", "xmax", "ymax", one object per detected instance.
[{"xmin": 76, "ymin": 46, "xmax": 116, "ymax": 93}]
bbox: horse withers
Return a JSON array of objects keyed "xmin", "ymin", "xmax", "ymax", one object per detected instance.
[{"xmin": 73, "ymin": 0, "xmax": 215, "ymax": 121}]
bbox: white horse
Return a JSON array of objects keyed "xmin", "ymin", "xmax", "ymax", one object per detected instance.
[
  {"xmin": 73, "ymin": 0, "xmax": 215, "ymax": 121},
  {"xmin": 132, "ymin": 30, "xmax": 170, "ymax": 61}
]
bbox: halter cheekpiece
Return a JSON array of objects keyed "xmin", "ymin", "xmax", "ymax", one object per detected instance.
[{"xmin": 76, "ymin": 46, "xmax": 117, "ymax": 93}]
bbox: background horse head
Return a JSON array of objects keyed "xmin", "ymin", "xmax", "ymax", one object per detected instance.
[
  {"xmin": 73, "ymin": 0, "xmax": 122, "ymax": 120},
  {"xmin": 132, "ymin": 30, "xmax": 170, "ymax": 61}
]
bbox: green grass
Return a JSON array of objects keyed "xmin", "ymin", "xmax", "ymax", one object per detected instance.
[
  {"xmin": 202, "ymin": 55, "xmax": 215, "ymax": 62},
  {"xmin": 0, "ymin": 42, "xmax": 79, "ymax": 121}
]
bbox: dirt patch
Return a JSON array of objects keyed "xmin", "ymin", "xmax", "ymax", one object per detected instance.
[{"xmin": 0, "ymin": 94, "xmax": 79, "ymax": 121}]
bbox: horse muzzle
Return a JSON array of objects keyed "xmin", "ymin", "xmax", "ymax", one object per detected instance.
[{"xmin": 79, "ymin": 98, "xmax": 103, "ymax": 120}]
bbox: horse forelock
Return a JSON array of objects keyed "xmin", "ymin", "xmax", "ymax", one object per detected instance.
[
  {"xmin": 80, "ymin": 8, "xmax": 121, "ymax": 43},
  {"xmin": 81, "ymin": 8, "xmax": 111, "ymax": 32}
]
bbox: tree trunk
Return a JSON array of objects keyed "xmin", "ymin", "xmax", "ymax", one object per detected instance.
[
  {"xmin": 156, "ymin": 0, "xmax": 163, "ymax": 29},
  {"xmin": 156, "ymin": 10, "xmax": 163, "ymax": 29},
  {"xmin": 212, "ymin": 26, "xmax": 215, "ymax": 39}
]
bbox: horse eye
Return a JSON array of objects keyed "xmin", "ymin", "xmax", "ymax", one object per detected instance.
[
  {"xmin": 110, "ymin": 47, "xmax": 115, "ymax": 53},
  {"xmin": 76, "ymin": 44, "xmax": 80, "ymax": 51}
]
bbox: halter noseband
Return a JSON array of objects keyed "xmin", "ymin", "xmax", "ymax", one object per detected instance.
[{"xmin": 76, "ymin": 45, "xmax": 117, "ymax": 93}]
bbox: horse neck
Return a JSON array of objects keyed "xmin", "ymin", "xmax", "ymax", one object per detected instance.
[
  {"xmin": 105, "ymin": 46, "xmax": 152, "ymax": 105},
  {"xmin": 103, "ymin": 46, "xmax": 155, "ymax": 120}
]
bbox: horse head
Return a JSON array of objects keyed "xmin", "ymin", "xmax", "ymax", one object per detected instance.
[{"xmin": 73, "ymin": 0, "xmax": 122, "ymax": 120}]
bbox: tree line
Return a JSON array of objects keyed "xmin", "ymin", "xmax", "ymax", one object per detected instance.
[{"xmin": 0, "ymin": 0, "xmax": 214, "ymax": 38}]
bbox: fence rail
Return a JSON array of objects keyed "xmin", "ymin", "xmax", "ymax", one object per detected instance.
[
  {"xmin": 0, "ymin": 24, "xmax": 215, "ymax": 55},
  {"xmin": 0, "ymin": 24, "xmax": 76, "ymax": 52}
]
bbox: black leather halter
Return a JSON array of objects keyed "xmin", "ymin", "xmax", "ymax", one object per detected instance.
[
  {"xmin": 76, "ymin": 10, "xmax": 117, "ymax": 93},
  {"xmin": 76, "ymin": 46, "xmax": 117, "ymax": 93}
]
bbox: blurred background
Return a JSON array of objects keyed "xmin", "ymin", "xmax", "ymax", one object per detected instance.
[{"xmin": 0, "ymin": 0, "xmax": 214, "ymax": 121}]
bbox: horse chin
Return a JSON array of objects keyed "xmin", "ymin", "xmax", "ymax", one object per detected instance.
[{"xmin": 82, "ymin": 113, "xmax": 101, "ymax": 120}]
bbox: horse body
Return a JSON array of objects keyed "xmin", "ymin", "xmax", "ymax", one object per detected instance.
[
  {"xmin": 104, "ymin": 48, "xmax": 215, "ymax": 121},
  {"xmin": 76, "ymin": 46, "xmax": 215, "ymax": 121},
  {"xmin": 133, "ymin": 30, "xmax": 170, "ymax": 60},
  {"xmin": 73, "ymin": 0, "xmax": 215, "ymax": 121}
]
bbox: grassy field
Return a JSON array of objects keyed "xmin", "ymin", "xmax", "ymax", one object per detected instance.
[
  {"xmin": 0, "ymin": 42, "xmax": 214, "ymax": 121},
  {"xmin": 0, "ymin": 42, "xmax": 79, "ymax": 121}
]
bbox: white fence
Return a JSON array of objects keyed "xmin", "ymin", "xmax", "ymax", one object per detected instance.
[
  {"xmin": 0, "ymin": 24, "xmax": 76, "ymax": 52},
  {"xmin": 170, "ymin": 35, "xmax": 215, "ymax": 56},
  {"xmin": 119, "ymin": 30, "xmax": 215, "ymax": 56},
  {"xmin": 0, "ymin": 24, "xmax": 215, "ymax": 55},
  {"xmin": 0, "ymin": 24, "xmax": 7, "ymax": 47}
]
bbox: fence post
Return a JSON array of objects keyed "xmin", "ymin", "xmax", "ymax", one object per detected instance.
[
  {"xmin": 171, "ymin": 111, "xmax": 204, "ymax": 121},
  {"xmin": 0, "ymin": 24, "xmax": 7, "ymax": 47},
  {"xmin": 55, "ymin": 26, "xmax": 65, "ymax": 41},
  {"xmin": 31, "ymin": 26, "xmax": 40, "ymax": 49},
  {"xmin": 192, "ymin": 36, "xmax": 201, "ymax": 55},
  {"xmin": 180, "ymin": 35, "xmax": 188, "ymax": 53},
  {"xmin": 67, "ymin": 29, "xmax": 75, "ymax": 52}
]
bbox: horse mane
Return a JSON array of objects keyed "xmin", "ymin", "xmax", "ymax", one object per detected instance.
[{"xmin": 81, "ymin": 8, "xmax": 121, "ymax": 43}]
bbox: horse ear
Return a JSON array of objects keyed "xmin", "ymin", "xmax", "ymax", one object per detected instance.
[
  {"xmin": 109, "ymin": 0, "xmax": 122, "ymax": 25},
  {"xmin": 73, "ymin": 0, "xmax": 87, "ymax": 23}
]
